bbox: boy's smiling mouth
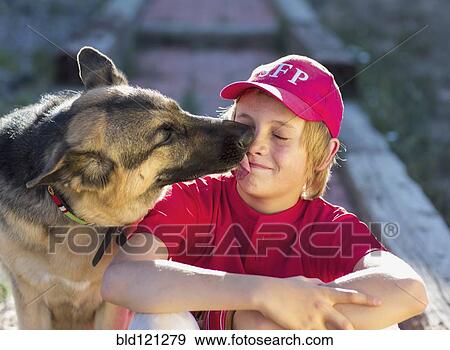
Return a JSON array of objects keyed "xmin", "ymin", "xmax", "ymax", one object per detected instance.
[
  {"xmin": 235, "ymin": 154, "xmax": 274, "ymax": 180},
  {"xmin": 249, "ymin": 161, "xmax": 272, "ymax": 170}
]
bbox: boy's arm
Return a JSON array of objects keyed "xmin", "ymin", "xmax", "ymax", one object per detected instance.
[
  {"xmin": 102, "ymin": 233, "xmax": 379, "ymax": 329},
  {"xmin": 328, "ymin": 250, "xmax": 428, "ymax": 329},
  {"xmin": 232, "ymin": 310, "xmax": 283, "ymax": 330},
  {"xmin": 232, "ymin": 250, "xmax": 428, "ymax": 330},
  {"xmin": 102, "ymin": 233, "xmax": 265, "ymax": 314}
]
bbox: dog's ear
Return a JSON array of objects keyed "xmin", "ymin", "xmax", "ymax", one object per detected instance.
[
  {"xmin": 63, "ymin": 151, "xmax": 116, "ymax": 192},
  {"xmin": 26, "ymin": 143, "xmax": 68, "ymax": 189},
  {"xmin": 26, "ymin": 146, "xmax": 115, "ymax": 192},
  {"xmin": 77, "ymin": 46, "xmax": 128, "ymax": 89}
]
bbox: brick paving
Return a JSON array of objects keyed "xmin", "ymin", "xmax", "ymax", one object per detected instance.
[
  {"xmin": 132, "ymin": 49, "xmax": 276, "ymax": 115},
  {"xmin": 139, "ymin": 0, "xmax": 276, "ymax": 26}
]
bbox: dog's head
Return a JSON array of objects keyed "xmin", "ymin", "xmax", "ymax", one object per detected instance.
[{"xmin": 26, "ymin": 47, "xmax": 253, "ymax": 225}]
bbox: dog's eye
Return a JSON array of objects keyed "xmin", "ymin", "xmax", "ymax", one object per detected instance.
[{"xmin": 158, "ymin": 124, "xmax": 175, "ymax": 146}]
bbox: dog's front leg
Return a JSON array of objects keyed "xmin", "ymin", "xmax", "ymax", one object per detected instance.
[
  {"xmin": 11, "ymin": 279, "xmax": 52, "ymax": 329},
  {"xmin": 94, "ymin": 301, "xmax": 132, "ymax": 329}
]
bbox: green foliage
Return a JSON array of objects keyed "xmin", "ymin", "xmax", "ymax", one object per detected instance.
[
  {"xmin": 181, "ymin": 85, "xmax": 200, "ymax": 115},
  {"xmin": 0, "ymin": 50, "xmax": 19, "ymax": 72},
  {"xmin": 0, "ymin": 283, "xmax": 8, "ymax": 303},
  {"xmin": 311, "ymin": 0, "xmax": 450, "ymax": 227}
]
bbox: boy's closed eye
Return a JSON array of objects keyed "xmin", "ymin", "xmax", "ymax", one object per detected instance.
[{"xmin": 273, "ymin": 133, "xmax": 290, "ymax": 141}]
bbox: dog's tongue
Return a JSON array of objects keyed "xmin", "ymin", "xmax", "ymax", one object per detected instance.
[
  {"xmin": 234, "ymin": 154, "xmax": 250, "ymax": 180},
  {"xmin": 239, "ymin": 154, "xmax": 251, "ymax": 173}
]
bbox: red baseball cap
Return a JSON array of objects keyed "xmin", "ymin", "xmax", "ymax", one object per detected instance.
[{"xmin": 220, "ymin": 55, "xmax": 344, "ymax": 138}]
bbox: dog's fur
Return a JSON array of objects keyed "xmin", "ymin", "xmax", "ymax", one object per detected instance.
[{"xmin": 0, "ymin": 47, "xmax": 253, "ymax": 329}]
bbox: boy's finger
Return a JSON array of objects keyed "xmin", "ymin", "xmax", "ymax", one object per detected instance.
[
  {"xmin": 324, "ymin": 310, "xmax": 354, "ymax": 330},
  {"xmin": 328, "ymin": 288, "xmax": 381, "ymax": 306}
]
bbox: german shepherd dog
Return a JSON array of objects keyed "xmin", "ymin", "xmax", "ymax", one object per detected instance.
[{"xmin": 0, "ymin": 47, "xmax": 253, "ymax": 329}]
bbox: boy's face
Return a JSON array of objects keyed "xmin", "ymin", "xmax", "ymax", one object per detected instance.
[{"xmin": 234, "ymin": 90, "xmax": 308, "ymax": 203}]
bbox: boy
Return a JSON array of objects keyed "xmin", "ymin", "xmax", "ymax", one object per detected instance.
[{"xmin": 102, "ymin": 55, "xmax": 428, "ymax": 330}]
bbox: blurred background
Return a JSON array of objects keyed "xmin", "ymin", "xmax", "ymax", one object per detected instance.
[{"xmin": 0, "ymin": 0, "xmax": 449, "ymax": 330}]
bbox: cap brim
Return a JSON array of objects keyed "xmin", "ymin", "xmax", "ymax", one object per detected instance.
[{"xmin": 220, "ymin": 81, "xmax": 324, "ymax": 123}]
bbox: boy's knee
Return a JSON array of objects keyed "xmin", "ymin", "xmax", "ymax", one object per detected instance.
[{"xmin": 128, "ymin": 312, "xmax": 200, "ymax": 330}]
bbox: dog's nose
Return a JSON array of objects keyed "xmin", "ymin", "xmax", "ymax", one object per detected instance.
[
  {"xmin": 221, "ymin": 120, "xmax": 255, "ymax": 150},
  {"xmin": 237, "ymin": 125, "xmax": 254, "ymax": 150}
]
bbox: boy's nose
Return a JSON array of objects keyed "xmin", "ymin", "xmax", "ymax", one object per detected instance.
[{"xmin": 247, "ymin": 131, "xmax": 269, "ymax": 156}]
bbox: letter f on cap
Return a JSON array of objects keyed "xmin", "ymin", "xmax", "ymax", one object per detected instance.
[
  {"xmin": 269, "ymin": 63, "xmax": 293, "ymax": 78},
  {"xmin": 266, "ymin": 63, "xmax": 309, "ymax": 85}
]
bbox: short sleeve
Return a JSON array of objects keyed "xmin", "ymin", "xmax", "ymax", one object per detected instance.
[
  {"xmin": 306, "ymin": 211, "xmax": 389, "ymax": 283},
  {"xmin": 202, "ymin": 310, "xmax": 234, "ymax": 330},
  {"xmin": 126, "ymin": 182, "xmax": 202, "ymax": 264}
]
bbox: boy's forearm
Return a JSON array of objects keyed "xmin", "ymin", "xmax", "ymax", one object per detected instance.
[
  {"xmin": 234, "ymin": 269, "xmax": 428, "ymax": 330},
  {"xmin": 233, "ymin": 310, "xmax": 283, "ymax": 330},
  {"xmin": 102, "ymin": 259, "xmax": 268, "ymax": 314},
  {"xmin": 327, "ymin": 268, "xmax": 428, "ymax": 329}
]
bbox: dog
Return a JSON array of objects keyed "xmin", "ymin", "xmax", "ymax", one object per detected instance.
[{"xmin": 0, "ymin": 47, "xmax": 253, "ymax": 329}]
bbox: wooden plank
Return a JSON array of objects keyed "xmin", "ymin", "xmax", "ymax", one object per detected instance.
[
  {"xmin": 341, "ymin": 99, "xmax": 450, "ymax": 329},
  {"xmin": 272, "ymin": 0, "xmax": 319, "ymax": 25},
  {"xmin": 272, "ymin": 0, "xmax": 357, "ymax": 93},
  {"xmin": 274, "ymin": 1, "xmax": 450, "ymax": 327},
  {"xmin": 340, "ymin": 102, "xmax": 390, "ymax": 153},
  {"xmin": 137, "ymin": 22, "xmax": 277, "ymax": 48}
]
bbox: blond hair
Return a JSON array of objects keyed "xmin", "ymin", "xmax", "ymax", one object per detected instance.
[{"xmin": 218, "ymin": 94, "xmax": 344, "ymax": 200}]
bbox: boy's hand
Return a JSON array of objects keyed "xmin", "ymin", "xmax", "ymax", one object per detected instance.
[
  {"xmin": 254, "ymin": 276, "xmax": 381, "ymax": 330},
  {"xmin": 233, "ymin": 310, "xmax": 284, "ymax": 330}
]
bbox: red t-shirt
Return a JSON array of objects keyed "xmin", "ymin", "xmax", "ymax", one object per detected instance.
[{"xmin": 128, "ymin": 172, "xmax": 388, "ymax": 329}]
